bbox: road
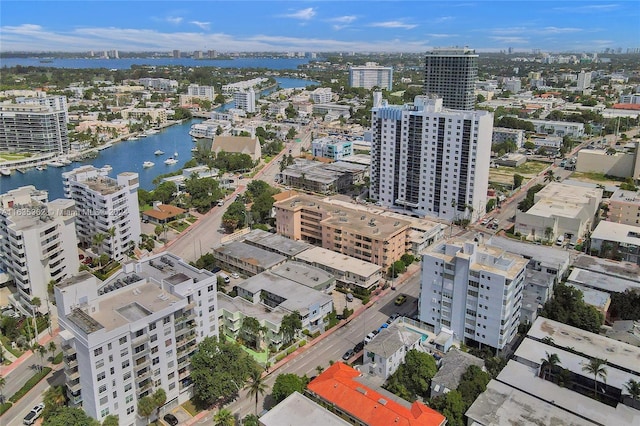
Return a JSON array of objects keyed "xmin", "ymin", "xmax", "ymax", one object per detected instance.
[
  {"xmin": 193, "ymin": 268, "xmax": 422, "ymax": 423},
  {"xmin": 3, "ymin": 369, "xmax": 65, "ymax": 426},
  {"xmin": 166, "ymin": 121, "xmax": 313, "ymax": 263}
]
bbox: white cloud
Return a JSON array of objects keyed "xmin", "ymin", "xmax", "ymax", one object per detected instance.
[
  {"xmin": 553, "ymin": 4, "xmax": 620, "ymax": 13},
  {"xmin": 328, "ymin": 15, "xmax": 357, "ymax": 24},
  {"xmin": 282, "ymin": 7, "xmax": 316, "ymax": 20},
  {"xmin": 541, "ymin": 26, "xmax": 582, "ymax": 34},
  {"xmin": 431, "ymin": 16, "xmax": 454, "ymax": 24},
  {"xmin": 370, "ymin": 21, "xmax": 417, "ymax": 30},
  {"xmin": 426, "ymin": 33, "xmax": 456, "ymax": 38},
  {"xmin": 165, "ymin": 16, "xmax": 183, "ymax": 25},
  {"xmin": 489, "ymin": 36, "xmax": 529, "ymax": 44},
  {"xmin": 190, "ymin": 21, "xmax": 210, "ymax": 31}
]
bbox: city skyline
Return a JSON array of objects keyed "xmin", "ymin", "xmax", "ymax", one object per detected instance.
[{"xmin": 2, "ymin": 1, "xmax": 639, "ymax": 53}]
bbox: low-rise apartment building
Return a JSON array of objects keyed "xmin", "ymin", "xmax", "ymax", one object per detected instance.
[
  {"xmin": 56, "ymin": 252, "xmax": 219, "ymax": 425},
  {"xmin": 515, "ymin": 182, "xmax": 602, "ymax": 244},
  {"xmin": 213, "ymin": 241, "xmax": 287, "ymax": 277},
  {"xmin": 590, "ymin": 220, "xmax": 640, "ymax": 265},
  {"xmin": 525, "ymin": 118, "xmax": 585, "ymax": 137},
  {"xmin": 120, "ymin": 108, "xmax": 167, "ymax": 126},
  {"xmin": 0, "ymin": 186, "xmax": 79, "ymax": 308},
  {"xmin": 362, "ymin": 323, "xmax": 422, "ymax": 379},
  {"xmin": 311, "ymin": 137, "xmax": 353, "ymax": 160},
  {"xmin": 280, "ymin": 159, "xmax": 366, "ymax": 194},
  {"xmin": 492, "ymin": 127, "xmax": 525, "ymax": 148},
  {"xmin": 607, "ymin": 188, "xmax": 640, "ymax": 226}
]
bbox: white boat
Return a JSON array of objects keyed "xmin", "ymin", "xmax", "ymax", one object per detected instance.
[
  {"xmin": 164, "ymin": 157, "xmax": 178, "ymax": 165},
  {"xmin": 36, "ymin": 165, "xmax": 46, "ymax": 171},
  {"xmin": 192, "ymin": 137, "xmax": 198, "ymax": 143},
  {"xmin": 143, "ymin": 161, "xmax": 155, "ymax": 168},
  {"xmin": 146, "ymin": 129, "xmax": 159, "ymax": 135},
  {"xmin": 47, "ymin": 160, "xmax": 65, "ymax": 168},
  {"xmin": 60, "ymin": 158, "xmax": 72, "ymax": 165},
  {"xmin": 191, "ymin": 147, "xmax": 198, "ymax": 152},
  {"xmin": 0, "ymin": 167, "xmax": 11, "ymax": 176},
  {"xmin": 101, "ymin": 165, "xmax": 113, "ymax": 172},
  {"xmin": 174, "ymin": 151, "xmax": 178, "ymax": 157},
  {"xmin": 154, "ymin": 150, "xmax": 165, "ymax": 155},
  {"xmin": 138, "ymin": 133, "xmax": 148, "ymax": 138},
  {"xmin": 127, "ymin": 136, "xmax": 139, "ymax": 141}
]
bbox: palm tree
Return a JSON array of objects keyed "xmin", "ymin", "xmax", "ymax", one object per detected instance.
[
  {"xmin": 0, "ymin": 374, "xmax": 5, "ymax": 403},
  {"xmin": 47, "ymin": 341, "xmax": 57, "ymax": 362},
  {"xmin": 544, "ymin": 170, "xmax": 556, "ymax": 183},
  {"xmin": 30, "ymin": 296, "xmax": 42, "ymax": 343},
  {"xmin": 582, "ymin": 357, "xmax": 608, "ymax": 398},
  {"xmin": 625, "ymin": 378, "xmax": 640, "ymax": 407},
  {"xmin": 213, "ymin": 408, "xmax": 235, "ymax": 426},
  {"xmin": 246, "ymin": 369, "xmax": 268, "ymax": 415},
  {"xmin": 540, "ymin": 352, "xmax": 561, "ymax": 381},
  {"xmin": 92, "ymin": 232, "xmax": 106, "ymax": 255}
]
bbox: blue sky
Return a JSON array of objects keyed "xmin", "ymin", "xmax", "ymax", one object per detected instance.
[{"xmin": 1, "ymin": 1, "xmax": 638, "ymax": 53}]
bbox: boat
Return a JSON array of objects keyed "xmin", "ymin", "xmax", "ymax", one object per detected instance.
[
  {"xmin": 174, "ymin": 151, "xmax": 178, "ymax": 157},
  {"xmin": 164, "ymin": 157, "xmax": 178, "ymax": 165},
  {"xmin": 101, "ymin": 165, "xmax": 113, "ymax": 172},
  {"xmin": 191, "ymin": 147, "xmax": 198, "ymax": 152},
  {"xmin": 47, "ymin": 160, "xmax": 65, "ymax": 168},
  {"xmin": 60, "ymin": 158, "xmax": 72, "ymax": 165},
  {"xmin": 36, "ymin": 165, "xmax": 46, "ymax": 171},
  {"xmin": 0, "ymin": 168, "xmax": 11, "ymax": 176},
  {"xmin": 127, "ymin": 136, "xmax": 139, "ymax": 141},
  {"xmin": 138, "ymin": 133, "xmax": 148, "ymax": 138},
  {"xmin": 154, "ymin": 150, "xmax": 165, "ymax": 155},
  {"xmin": 145, "ymin": 129, "xmax": 160, "ymax": 135},
  {"xmin": 192, "ymin": 137, "xmax": 198, "ymax": 143},
  {"xmin": 16, "ymin": 167, "xmax": 27, "ymax": 174},
  {"xmin": 142, "ymin": 161, "xmax": 155, "ymax": 168}
]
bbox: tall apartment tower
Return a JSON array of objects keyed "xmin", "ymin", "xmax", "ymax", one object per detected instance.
[
  {"xmin": 419, "ymin": 239, "xmax": 527, "ymax": 352},
  {"xmin": 62, "ymin": 166, "xmax": 141, "ymax": 261},
  {"xmin": 0, "ymin": 186, "xmax": 79, "ymax": 308},
  {"xmin": 423, "ymin": 47, "xmax": 478, "ymax": 110},
  {"xmin": 0, "ymin": 97, "xmax": 70, "ymax": 153},
  {"xmin": 577, "ymin": 71, "xmax": 592, "ymax": 90},
  {"xmin": 56, "ymin": 253, "xmax": 219, "ymax": 424},
  {"xmin": 233, "ymin": 88, "xmax": 256, "ymax": 113},
  {"xmin": 369, "ymin": 95, "xmax": 493, "ymax": 223},
  {"xmin": 187, "ymin": 84, "xmax": 215, "ymax": 102}
]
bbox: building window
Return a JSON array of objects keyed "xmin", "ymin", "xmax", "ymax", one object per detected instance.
[
  {"xmin": 119, "ymin": 336, "xmax": 127, "ymax": 345},
  {"xmin": 100, "ymin": 408, "xmax": 109, "ymax": 417},
  {"xmin": 94, "ymin": 347, "xmax": 103, "ymax": 357},
  {"xmin": 126, "ymin": 394, "xmax": 134, "ymax": 404},
  {"xmin": 99, "ymin": 384, "xmax": 107, "ymax": 394},
  {"xmin": 97, "ymin": 372, "xmax": 106, "ymax": 382},
  {"xmin": 100, "ymin": 396, "xmax": 108, "ymax": 406}
]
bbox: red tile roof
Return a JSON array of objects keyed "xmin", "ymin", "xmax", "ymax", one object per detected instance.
[
  {"xmin": 142, "ymin": 204, "xmax": 186, "ymax": 220},
  {"xmin": 307, "ymin": 363, "xmax": 446, "ymax": 426},
  {"xmin": 612, "ymin": 103, "xmax": 640, "ymax": 110}
]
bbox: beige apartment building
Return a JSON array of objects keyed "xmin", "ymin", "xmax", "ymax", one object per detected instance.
[
  {"xmin": 608, "ymin": 188, "xmax": 640, "ymax": 227},
  {"xmin": 275, "ymin": 194, "xmax": 414, "ymax": 270}
]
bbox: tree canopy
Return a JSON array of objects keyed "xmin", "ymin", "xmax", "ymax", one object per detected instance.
[
  {"xmin": 272, "ymin": 373, "xmax": 307, "ymax": 403},
  {"xmin": 609, "ymin": 289, "xmax": 640, "ymax": 320},
  {"xmin": 42, "ymin": 407, "xmax": 100, "ymax": 426},
  {"xmin": 279, "ymin": 311, "xmax": 302, "ymax": 346},
  {"xmin": 190, "ymin": 336, "xmax": 261, "ymax": 407},
  {"xmin": 384, "ymin": 349, "xmax": 437, "ymax": 401},
  {"xmin": 540, "ymin": 282, "xmax": 604, "ymax": 333}
]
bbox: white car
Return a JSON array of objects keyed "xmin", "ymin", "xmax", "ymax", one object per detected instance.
[
  {"xmin": 230, "ymin": 272, "xmax": 240, "ymax": 279},
  {"xmin": 23, "ymin": 402, "xmax": 45, "ymax": 425}
]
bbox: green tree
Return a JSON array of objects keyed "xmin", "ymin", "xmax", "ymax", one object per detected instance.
[
  {"xmin": 43, "ymin": 385, "xmax": 67, "ymax": 420},
  {"xmin": 153, "ymin": 181, "xmax": 178, "ymax": 204},
  {"xmin": 213, "ymin": 408, "xmax": 235, "ymax": 426},
  {"xmin": 240, "ymin": 316, "xmax": 265, "ymax": 350},
  {"xmin": 385, "ymin": 349, "xmax": 437, "ymax": 401},
  {"xmin": 215, "ymin": 94, "xmax": 227, "ymax": 105},
  {"xmin": 429, "ymin": 390, "xmax": 466, "ymax": 426},
  {"xmin": 625, "ymin": 378, "xmax": 640, "ymax": 405},
  {"xmin": 513, "ymin": 174, "xmax": 524, "ymax": 189},
  {"xmin": 272, "ymin": 373, "xmax": 306, "ymax": 403},
  {"xmin": 242, "ymin": 414, "xmax": 259, "ymax": 426},
  {"xmin": 456, "ymin": 364, "xmax": 491, "ymax": 407},
  {"xmin": 388, "ymin": 260, "xmax": 406, "ymax": 278},
  {"xmin": 540, "ymin": 352, "xmax": 561, "ymax": 381},
  {"xmin": 42, "ymin": 407, "xmax": 100, "ymax": 426},
  {"xmin": 0, "ymin": 374, "xmax": 5, "ymax": 404},
  {"xmin": 540, "ymin": 282, "xmax": 604, "ymax": 333},
  {"xmin": 523, "ymin": 141, "xmax": 536, "ymax": 150},
  {"xmin": 246, "ymin": 369, "xmax": 268, "ymax": 415},
  {"xmin": 279, "ymin": 311, "xmax": 302, "ymax": 346},
  {"xmin": 102, "ymin": 415, "xmax": 119, "ymax": 426},
  {"xmin": 190, "ymin": 337, "xmax": 261, "ymax": 407},
  {"xmin": 222, "ymin": 201, "xmax": 247, "ymax": 233},
  {"xmin": 152, "ymin": 388, "xmax": 167, "ymax": 419},
  {"xmin": 137, "ymin": 396, "xmax": 156, "ymax": 424},
  {"xmin": 582, "ymin": 358, "xmax": 607, "ymax": 398},
  {"xmin": 47, "ymin": 341, "xmax": 57, "ymax": 362},
  {"xmin": 286, "ymin": 127, "xmax": 297, "ymax": 140},
  {"xmin": 544, "ymin": 169, "xmax": 557, "ymax": 182}
]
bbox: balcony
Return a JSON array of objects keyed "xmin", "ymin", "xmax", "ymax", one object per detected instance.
[
  {"xmin": 135, "ymin": 370, "xmax": 152, "ymax": 384},
  {"xmin": 131, "ymin": 333, "xmax": 150, "ymax": 346},
  {"xmin": 62, "ymin": 341, "xmax": 76, "ymax": 354},
  {"xmin": 64, "ymin": 356, "xmax": 78, "ymax": 368},
  {"xmin": 65, "ymin": 368, "xmax": 80, "ymax": 381},
  {"xmin": 134, "ymin": 358, "xmax": 151, "ymax": 371},
  {"xmin": 67, "ymin": 379, "xmax": 81, "ymax": 393}
]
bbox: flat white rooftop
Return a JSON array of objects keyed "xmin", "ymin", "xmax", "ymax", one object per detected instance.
[{"xmin": 591, "ymin": 220, "xmax": 640, "ymax": 246}]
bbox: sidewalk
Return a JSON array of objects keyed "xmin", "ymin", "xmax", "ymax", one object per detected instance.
[{"xmin": 0, "ymin": 328, "xmax": 59, "ymax": 377}]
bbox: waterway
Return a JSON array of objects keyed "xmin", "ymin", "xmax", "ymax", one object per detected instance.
[
  {"xmin": 0, "ymin": 77, "xmax": 317, "ymax": 200},
  {"xmin": 1, "ymin": 57, "xmax": 311, "ymax": 70}
]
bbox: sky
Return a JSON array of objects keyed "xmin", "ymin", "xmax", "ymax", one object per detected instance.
[{"xmin": 1, "ymin": 1, "xmax": 639, "ymax": 53}]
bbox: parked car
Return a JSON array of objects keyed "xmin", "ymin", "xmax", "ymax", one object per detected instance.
[
  {"xmin": 395, "ymin": 295, "xmax": 407, "ymax": 306},
  {"xmin": 23, "ymin": 403, "xmax": 45, "ymax": 425},
  {"xmin": 364, "ymin": 332, "xmax": 376, "ymax": 344},
  {"xmin": 218, "ymin": 272, "xmax": 231, "ymax": 284},
  {"xmin": 163, "ymin": 413, "xmax": 179, "ymax": 426},
  {"xmin": 354, "ymin": 341, "xmax": 365, "ymax": 353},
  {"xmin": 230, "ymin": 272, "xmax": 240, "ymax": 279},
  {"xmin": 342, "ymin": 349, "xmax": 355, "ymax": 360}
]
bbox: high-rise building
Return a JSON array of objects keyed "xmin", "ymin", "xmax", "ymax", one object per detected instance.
[
  {"xmin": 172, "ymin": 49, "xmax": 181, "ymax": 58},
  {"xmin": 423, "ymin": 47, "xmax": 478, "ymax": 110},
  {"xmin": 348, "ymin": 62, "xmax": 393, "ymax": 91},
  {"xmin": 56, "ymin": 253, "xmax": 219, "ymax": 424},
  {"xmin": 577, "ymin": 71, "xmax": 592, "ymax": 90},
  {"xmin": 419, "ymin": 239, "xmax": 527, "ymax": 351},
  {"xmin": 233, "ymin": 88, "xmax": 256, "ymax": 113},
  {"xmin": 369, "ymin": 95, "xmax": 493, "ymax": 222},
  {"xmin": 0, "ymin": 96, "xmax": 70, "ymax": 153},
  {"xmin": 207, "ymin": 50, "xmax": 217, "ymax": 59},
  {"xmin": 0, "ymin": 186, "xmax": 79, "ymax": 308},
  {"xmin": 62, "ymin": 166, "xmax": 141, "ymax": 261}
]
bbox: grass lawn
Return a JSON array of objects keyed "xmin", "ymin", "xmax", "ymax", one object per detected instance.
[
  {"xmin": 489, "ymin": 161, "xmax": 549, "ymax": 186},
  {"xmin": 0, "ymin": 152, "xmax": 32, "ymax": 162},
  {"xmin": 185, "ymin": 215, "xmax": 198, "ymax": 224},
  {"xmin": 182, "ymin": 400, "xmax": 202, "ymax": 416},
  {"xmin": 224, "ymin": 335, "xmax": 269, "ymax": 365},
  {"xmin": 570, "ymin": 171, "xmax": 611, "ymax": 182},
  {"xmin": 169, "ymin": 220, "xmax": 190, "ymax": 233},
  {"xmin": 1, "ymin": 335, "xmax": 24, "ymax": 358}
]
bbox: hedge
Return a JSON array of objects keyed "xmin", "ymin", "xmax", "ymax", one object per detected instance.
[
  {"xmin": 0, "ymin": 402, "xmax": 12, "ymax": 416},
  {"xmin": 52, "ymin": 351, "xmax": 63, "ymax": 364},
  {"xmin": 9, "ymin": 367, "xmax": 52, "ymax": 403}
]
